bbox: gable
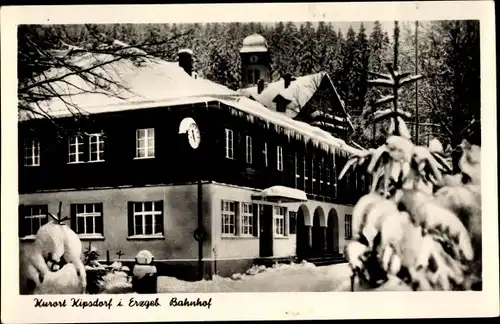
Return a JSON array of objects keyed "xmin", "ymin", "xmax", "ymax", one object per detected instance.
[
  {"xmin": 238, "ymin": 72, "xmax": 353, "ymax": 131},
  {"xmin": 238, "ymin": 73, "xmax": 326, "ymax": 118}
]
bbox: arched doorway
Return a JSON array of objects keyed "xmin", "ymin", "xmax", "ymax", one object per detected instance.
[
  {"xmin": 311, "ymin": 207, "xmax": 326, "ymax": 256},
  {"xmin": 296, "ymin": 205, "xmax": 311, "ymax": 258},
  {"xmin": 327, "ymin": 209, "xmax": 339, "ymax": 254}
]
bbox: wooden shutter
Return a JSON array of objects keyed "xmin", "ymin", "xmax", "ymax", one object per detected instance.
[
  {"xmin": 236, "ymin": 131, "xmax": 245, "ymax": 161},
  {"xmin": 154, "ymin": 201, "xmax": 164, "ymax": 235},
  {"xmin": 252, "ymin": 203, "xmax": 259, "ymax": 237},
  {"xmin": 82, "ymin": 134, "xmax": 90, "ymax": 163},
  {"xmin": 285, "ymin": 148, "xmax": 294, "ymax": 187},
  {"xmin": 284, "ymin": 208, "xmax": 289, "ymax": 236},
  {"xmin": 262, "ymin": 141, "xmax": 268, "ymax": 168},
  {"xmin": 289, "ymin": 211, "xmax": 297, "ymax": 235},
  {"xmin": 127, "ymin": 201, "xmax": 134, "ymax": 236},
  {"xmin": 234, "ymin": 202, "xmax": 240, "ymax": 236},
  {"xmin": 100, "ymin": 133, "xmax": 106, "ymax": 163},
  {"xmin": 70, "ymin": 204, "xmax": 77, "ymax": 232},
  {"xmin": 95, "ymin": 203, "xmax": 103, "ymax": 235},
  {"xmin": 18, "ymin": 204, "xmax": 26, "ymax": 237}
]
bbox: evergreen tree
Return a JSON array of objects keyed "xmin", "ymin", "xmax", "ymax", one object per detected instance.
[
  {"xmin": 330, "ymin": 29, "xmax": 346, "ymax": 97},
  {"xmin": 339, "ymin": 26, "xmax": 358, "ymax": 114},
  {"xmin": 298, "ymin": 21, "xmax": 320, "ymax": 75},
  {"xmin": 315, "ymin": 21, "xmax": 333, "ymax": 70},
  {"xmin": 352, "ymin": 23, "xmax": 370, "ymax": 115}
]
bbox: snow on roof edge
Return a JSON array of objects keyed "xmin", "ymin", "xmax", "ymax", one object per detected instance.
[
  {"xmin": 20, "ymin": 94, "xmax": 362, "ymax": 156},
  {"xmin": 217, "ymin": 97, "xmax": 362, "ymax": 156}
]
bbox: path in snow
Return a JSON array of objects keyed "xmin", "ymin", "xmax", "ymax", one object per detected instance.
[
  {"xmin": 158, "ymin": 262, "xmax": 350, "ymax": 293},
  {"xmin": 22, "ymin": 261, "xmax": 410, "ymax": 294},
  {"xmin": 158, "ymin": 262, "xmax": 412, "ymax": 293}
]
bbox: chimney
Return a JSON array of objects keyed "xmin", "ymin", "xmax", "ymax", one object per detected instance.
[
  {"xmin": 283, "ymin": 73, "xmax": 295, "ymax": 89},
  {"xmin": 178, "ymin": 48, "xmax": 194, "ymax": 76},
  {"xmin": 257, "ymin": 79, "xmax": 265, "ymax": 94}
]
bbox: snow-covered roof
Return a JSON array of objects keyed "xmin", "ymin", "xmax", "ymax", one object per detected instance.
[
  {"xmin": 252, "ymin": 185, "xmax": 308, "ymax": 203},
  {"xmin": 240, "ymin": 33, "xmax": 268, "ymax": 53},
  {"xmin": 238, "ymin": 72, "xmax": 354, "ymax": 130},
  {"xmin": 19, "ymin": 41, "xmax": 362, "ymax": 157},
  {"xmin": 239, "ymin": 73, "xmax": 323, "ymax": 117},
  {"xmin": 20, "ymin": 49, "xmax": 236, "ymax": 119}
]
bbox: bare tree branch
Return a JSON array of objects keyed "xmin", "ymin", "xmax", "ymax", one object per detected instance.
[{"xmin": 18, "ymin": 25, "xmax": 195, "ymax": 126}]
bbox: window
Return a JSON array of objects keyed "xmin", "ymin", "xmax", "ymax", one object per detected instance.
[
  {"xmin": 71, "ymin": 203, "xmax": 104, "ymax": 237},
  {"xmin": 24, "ymin": 139, "xmax": 40, "ymax": 167},
  {"xmin": 277, "ymin": 146, "xmax": 283, "ymax": 171},
  {"xmin": 276, "ymin": 102, "xmax": 287, "ymax": 113},
  {"xmin": 319, "ymin": 157, "xmax": 324, "ymax": 194},
  {"xmin": 128, "ymin": 201, "xmax": 164, "ymax": 237},
  {"xmin": 68, "ymin": 135, "xmax": 84, "ymax": 163},
  {"xmin": 68, "ymin": 133, "xmax": 106, "ymax": 163},
  {"xmin": 332, "ymin": 154, "xmax": 338, "ymax": 199},
  {"xmin": 274, "ymin": 206, "xmax": 285, "ymax": 236},
  {"xmin": 295, "ymin": 152, "xmax": 304, "ymax": 190},
  {"xmin": 303, "ymin": 155, "xmax": 310, "ymax": 193},
  {"xmin": 247, "ymin": 68, "xmax": 261, "ymax": 85},
  {"xmin": 240, "ymin": 203, "xmax": 254, "ymax": 235},
  {"xmin": 246, "ymin": 135, "xmax": 252, "ymax": 164},
  {"xmin": 312, "ymin": 155, "xmax": 317, "ymax": 193},
  {"xmin": 325, "ymin": 161, "xmax": 331, "ymax": 187},
  {"xmin": 345, "ymin": 214, "xmax": 352, "ymax": 239},
  {"xmin": 19, "ymin": 205, "xmax": 48, "ymax": 237},
  {"xmin": 136, "ymin": 128, "xmax": 155, "ymax": 159},
  {"xmin": 225, "ymin": 129, "xmax": 234, "ymax": 159},
  {"xmin": 89, "ymin": 133, "xmax": 105, "ymax": 162},
  {"xmin": 263, "ymin": 142, "xmax": 268, "ymax": 167},
  {"xmin": 221, "ymin": 200, "xmax": 236, "ymax": 235}
]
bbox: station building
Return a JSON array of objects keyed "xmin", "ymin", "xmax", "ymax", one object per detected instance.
[{"xmin": 18, "ymin": 34, "xmax": 367, "ymax": 282}]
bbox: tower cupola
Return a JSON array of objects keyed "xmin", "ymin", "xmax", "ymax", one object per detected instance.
[{"xmin": 240, "ymin": 33, "xmax": 271, "ymax": 88}]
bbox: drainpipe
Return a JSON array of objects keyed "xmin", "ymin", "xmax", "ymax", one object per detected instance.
[
  {"xmin": 193, "ymin": 101, "xmax": 210, "ymax": 280},
  {"xmin": 197, "ymin": 176, "xmax": 203, "ymax": 279},
  {"xmin": 213, "ymin": 245, "xmax": 218, "ymax": 277},
  {"xmin": 198, "ymin": 101, "xmax": 207, "ymax": 280}
]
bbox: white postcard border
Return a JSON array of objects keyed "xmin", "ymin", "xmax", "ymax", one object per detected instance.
[{"xmin": 1, "ymin": 2, "xmax": 498, "ymax": 322}]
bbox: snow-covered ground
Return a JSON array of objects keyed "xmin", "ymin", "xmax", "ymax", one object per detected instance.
[
  {"xmin": 158, "ymin": 262, "xmax": 410, "ymax": 293},
  {"xmin": 24, "ymin": 261, "xmax": 411, "ymax": 294}
]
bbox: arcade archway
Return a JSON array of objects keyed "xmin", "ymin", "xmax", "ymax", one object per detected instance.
[
  {"xmin": 296, "ymin": 205, "xmax": 311, "ymax": 258},
  {"xmin": 327, "ymin": 208, "xmax": 339, "ymax": 254},
  {"xmin": 311, "ymin": 207, "xmax": 326, "ymax": 256}
]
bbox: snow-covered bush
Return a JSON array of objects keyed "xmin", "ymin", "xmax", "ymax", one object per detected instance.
[
  {"xmin": 33, "ymin": 263, "xmax": 84, "ymax": 295},
  {"xmin": 84, "ymin": 244, "xmax": 132, "ymax": 294},
  {"xmin": 22, "ymin": 221, "xmax": 86, "ymax": 294},
  {"xmin": 340, "ymin": 121, "xmax": 481, "ymax": 291}
]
